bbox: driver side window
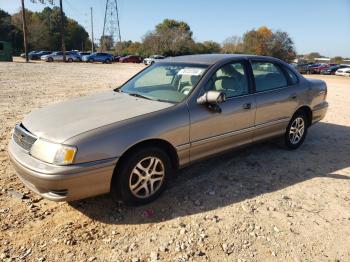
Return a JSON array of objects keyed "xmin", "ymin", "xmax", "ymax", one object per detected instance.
[{"xmin": 204, "ymin": 62, "xmax": 249, "ymax": 98}]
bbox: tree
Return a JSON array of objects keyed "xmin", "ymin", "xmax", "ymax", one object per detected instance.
[
  {"xmin": 4, "ymin": 7, "xmax": 90, "ymax": 52},
  {"xmin": 0, "ymin": 9, "xmax": 23, "ymax": 54},
  {"xmin": 242, "ymin": 26, "xmax": 273, "ymax": 56},
  {"xmin": 142, "ymin": 19, "xmax": 195, "ymax": 56},
  {"xmin": 222, "ymin": 36, "xmax": 243, "ymax": 54},
  {"xmin": 233, "ymin": 26, "xmax": 297, "ymax": 62},
  {"xmin": 100, "ymin": 35, "xmax": 114, "ymax": 51},
  {"xmin": 305, "ymin": 52, "xmax": 322, "ymax": 62},
  {"xmin": 331, "ymin": 56, "xmax": 343, "ymax": 64},
  {"xmin": 155, "ymin": 19, "xmax": 192, "ymax": 37},
  {"xmin": 270, "ymin": 31, "xmax": 296, "ymax": 62},
  {"xmin": 195, "ymin": 41, "xmax": 221, "ymax": 54}
]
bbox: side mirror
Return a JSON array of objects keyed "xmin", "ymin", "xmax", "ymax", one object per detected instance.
[{"xmin": 197, "ymin": 91, "xmax": 226, "ymax": 105}]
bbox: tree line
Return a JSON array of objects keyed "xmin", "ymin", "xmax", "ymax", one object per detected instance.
[
  {"xmin": 1, "ymin": 9, "xmax": 348, "ymax": 63},
  {"xmin": 0, "ymin": 7, "xmax": 91, "ymax": 54}
]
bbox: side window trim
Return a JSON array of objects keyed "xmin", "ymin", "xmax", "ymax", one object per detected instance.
[{"xmin": 279, "ymin": 64, "xmax": 300, "ymax": 86}]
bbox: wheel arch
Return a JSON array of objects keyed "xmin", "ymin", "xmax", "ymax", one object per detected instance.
[
  {"xmin": 111, "ymin": 138, "xmax": 179, "ymax": 185},
  {"xmin": 294, "ymin": 105, "xmax": 312, "ymax": 126}
]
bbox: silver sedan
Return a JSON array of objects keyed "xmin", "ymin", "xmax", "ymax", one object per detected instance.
[{"xmin": 8, "ymin": 54, "xmax": 328, "ymax": 205}]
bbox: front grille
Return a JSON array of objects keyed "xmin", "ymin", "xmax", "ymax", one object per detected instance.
[{"xmin": 13, "ymin": 124, "xmax": 37, "ymax": 151}]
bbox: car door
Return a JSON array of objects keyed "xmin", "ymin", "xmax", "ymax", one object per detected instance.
[
  {"xmin": 250, "ymin": 60, "xmax": 299, "ymax": 141},
  {"xmin": 188, "ymin": 60, "xmax": 256, "ymax": 162},
  {"xmin": 55, "ymin": 52, "xmax": 63, "ymax": 61}
]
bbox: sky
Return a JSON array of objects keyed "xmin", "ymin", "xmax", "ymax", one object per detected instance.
[{"xmin": 1, "ymin": 0, "xmax": 349, "ymax": 57}]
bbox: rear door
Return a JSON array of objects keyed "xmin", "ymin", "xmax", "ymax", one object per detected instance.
[{"xmin": 250, "ymin": 60, "xmax": 299, "ymax": 141}]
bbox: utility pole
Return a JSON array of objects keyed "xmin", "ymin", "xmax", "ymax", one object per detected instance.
[
  {"xmin": 90, "ymin": 7, "xmax": 94, "ymax": 53},
  {"xmin": 59, "ymin": 0, "xmax": 66, "ymax": 61},
  {"xmin": 21, "ymin": 0, "xmax": 29, "ymax": 62}
]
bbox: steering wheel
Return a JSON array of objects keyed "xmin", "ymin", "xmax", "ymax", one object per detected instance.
[{"xmin": 179, "ymin": 85, "xmax": 192, "ymax": 95}]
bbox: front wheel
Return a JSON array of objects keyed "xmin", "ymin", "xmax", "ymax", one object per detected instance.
[
  {"xmin": 111, "ymin": 147, "xmax": 171, "ymax": 205},
  {"xmin": 284, "ymin": 112, "xmax": 308, "ymax": 149}
]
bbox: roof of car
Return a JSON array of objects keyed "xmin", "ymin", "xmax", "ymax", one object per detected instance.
[{"xmin": 163, "ymin": 54, "xmax": 265, "ymax": 65}]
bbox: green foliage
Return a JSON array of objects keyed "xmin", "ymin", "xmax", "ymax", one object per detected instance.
[
  {"xmin": 331, "ymin": 56, "xmax": 343, "ymax": 64},
  {"xmin": 0, "ymin": 9, "xmax": 23, "ymax": 54},
  {"xmin": 0, "ymin": 7, "xmax": 90, "ymax": 52}
]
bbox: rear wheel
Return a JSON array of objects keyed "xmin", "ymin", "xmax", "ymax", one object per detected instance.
[
  {"xmin": 104, "ymin": 58, "xmax": 111, "ymax": 64},
  {"xmin": 47, "ymin": 57, "xmax": 53, "ymax": 62},
  {"xmin": 111, "ymin": 147, "xmax": 170, "ymax": 205},
  {"xmin": 67, "ymin": 58, "xmax": 73, "ymax": 63},
  {"xmin": 284, "ymin": 112, "xmax": 308, "ymax": 149},
  {"xmin": 88, "ymin": 58, "xmax": 94, "ymax": 63}
]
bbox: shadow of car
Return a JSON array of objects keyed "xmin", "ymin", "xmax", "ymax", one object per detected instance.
[{"xmin": 69, "ymin": 121, "xmax": 350, "ymax": 225}]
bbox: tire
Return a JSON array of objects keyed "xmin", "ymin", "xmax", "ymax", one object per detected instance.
[
  {"xmin": 284, "ymin": 112, "xmax": 308, "ymax": 150},
  {"xmin": 105, "ymin": 59, "xmax": 111, "ymax": 64},
  {"xmin": 67, "ymin": 58, "xmax": 73, "ymax": 63},
  {"xmin": 88, "ymin": 58, "xmax": 94, "ymax": 63},
  {"xmin": 111, "ymin": 147, "xmax": 171, "ymax": 206},
  {"xmin": 47, "ymin": 57, "xmax": 53, "ymax": 62}
]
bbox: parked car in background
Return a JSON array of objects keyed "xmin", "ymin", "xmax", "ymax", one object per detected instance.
[
  {"xmin": 335, "ymin": 67, "xmax": 350, "ymax": 76},
  {"xmin": 67, "ymin": 51, "xmax": 82, "ymax": 61},
  {"xmin": 120, "ymin": 55, "xmax": 142, "ymax": 63},
  {"xmin": 8, "ymin": 54, "xmax": 328, "ymax": 205},
  {"xmin": 321, "ymin": 65, "xmax": 349, "ymax": 75},
  {"xmin": 143, "ymin": 55, "xmax": 165, "ymax": 65},
  {"xmin": 114, "ymin": 55, "xmax": 121, "ymax": 62},
  {"xmin": 29, "ymin": 51, "xmax": 52, "ymax": 60},
  {"xmin": 308, "ymin": 64, "xmax": 330, "ymax": 74},
  {"xmin": 21, "ymin": 50, "xmax": 38, "ymax": 59},
  {"xmin": 41, "ymin": 51, "xmax": 80, "ymax": 62},
  {"xmin": 82, "ymin": 52, "xmax": 114, "ymax": 63},
  {"xmin": 79, "ymin": 52, "xmax": 91, "ymax": 57},
  {"xmin": 295, "ymin": 63, "xmax": 314, "ymax": 74}
]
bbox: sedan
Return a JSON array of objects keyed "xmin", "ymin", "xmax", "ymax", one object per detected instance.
[
  {"xmin": 82, "ymin": 52, "xmax": 114, "ymax": 63},
  {"xmin": 143, "ymin": 55, "xmax": 165, "ymax": 65},
  {"xmin": 29, "ymin": 51, "xmax": 52, "ymax": 60},
  {"xmin": 41, "ymin": 51, "xmax": 80, "ymax": 62},
  {"xmin": 120, "ymin": 55, "xmax": 142, "ymax": 63},
  {"xmin": 320, "ymin": 65, "xmax": 348, "ymax": 75},
  {"xmin": 8, "ymin": 54, "xmax": 328, "ymax": 205},
  {"xmin": 335, "ymin": 67, "xmax": 350, "ymax": 76}
]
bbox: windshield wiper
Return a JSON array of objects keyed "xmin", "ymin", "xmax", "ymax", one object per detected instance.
[{"xmin": 127, "ymin": 92, "xmax": 152, "ymax": 100}]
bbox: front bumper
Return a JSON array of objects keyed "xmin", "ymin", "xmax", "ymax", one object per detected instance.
[{"xmin": 8, "ymin": 140, "xmax": 117, "ymax": 202}]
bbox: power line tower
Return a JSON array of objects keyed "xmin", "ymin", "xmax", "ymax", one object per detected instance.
[{"xmin": 101, "ymin": 0, "xmax": 121, "ymax": 51}]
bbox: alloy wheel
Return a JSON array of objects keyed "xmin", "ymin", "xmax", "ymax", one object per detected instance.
[
  {"xmin": 129, "ymin": 157, "xmax": 165, "ymax": 199},
  {"xmin": 289, "ymin": 117, "xmax": 305, "ymax": 144}
]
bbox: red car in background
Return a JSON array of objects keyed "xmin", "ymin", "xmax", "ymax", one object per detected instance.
[
  {"xmin": 309, "ymin": 63, "xmax": 337, "ymax": 74},
  {"xmin": 119, "ymin": 55, "xmax": 142, "ymax": 63}
]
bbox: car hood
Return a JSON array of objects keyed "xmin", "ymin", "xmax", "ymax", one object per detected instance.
[{"xmin": 22, "ymin": 91, "xmax": 173, "ymax": 143}]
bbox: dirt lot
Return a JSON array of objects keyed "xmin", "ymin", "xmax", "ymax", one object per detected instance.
[{"xmin": 0, "ymin": 59, "xmax": 350, "ymax": 262}]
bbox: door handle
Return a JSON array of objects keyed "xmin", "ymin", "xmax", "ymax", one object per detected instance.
[
  {"xmin": 289, "ymin": 94, "xmax": 297, "ymax": 100},
  {"xmin": 242, "ymin": 103, "xmax": 252, "ymax": 110}
]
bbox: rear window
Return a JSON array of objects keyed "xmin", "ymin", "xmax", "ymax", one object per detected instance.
[{"xmin": 251, "ymin": 62, "xmax": 288, "ymax": 92}]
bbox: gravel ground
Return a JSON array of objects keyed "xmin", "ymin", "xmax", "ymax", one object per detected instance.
[{"xmin": 0, "ymin": 59, "xmax": 350, "ymax": 262}]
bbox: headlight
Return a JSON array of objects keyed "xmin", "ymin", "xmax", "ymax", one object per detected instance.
[{"xmin": 30, "ymin": 139, "xmax": 77, "ymax": 165}]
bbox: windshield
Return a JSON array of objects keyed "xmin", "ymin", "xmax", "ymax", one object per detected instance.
[{"xmin": 119, "ymin": 63, "xmax": 208, "ymax": 103}]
